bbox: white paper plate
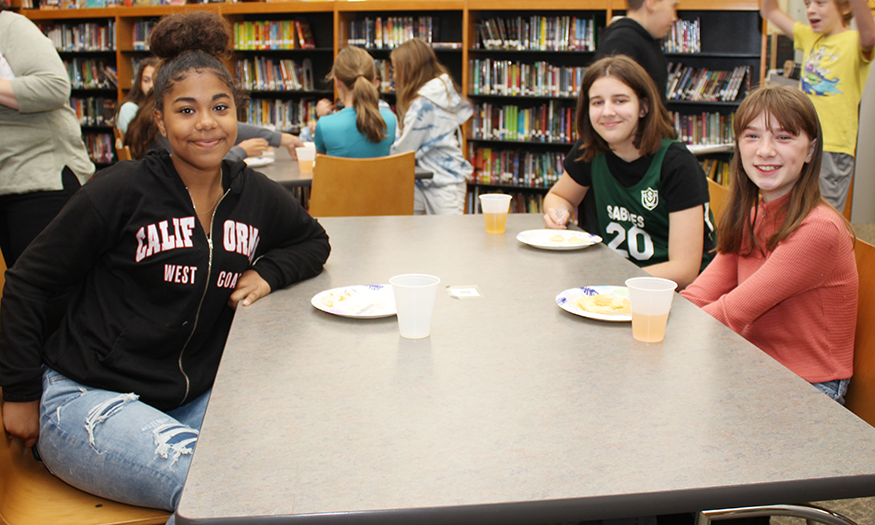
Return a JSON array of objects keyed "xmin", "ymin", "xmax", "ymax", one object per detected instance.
[
  {"xmin": 517, "ymin": 229, "xmax": 602, "ymax": 250},
  {"xmin": 244, "ymin": 156, "xmax": 276, "ymax": 168},
  {"xmin": 556, "ymin": 286, "xmax": 631, "ymax": 322},
  {"xmin": 311, "ymin": 285, "xmax": 396, "ymax": 319}
]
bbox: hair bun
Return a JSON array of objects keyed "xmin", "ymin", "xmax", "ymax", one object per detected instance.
[{"xmin": 149, "ymin": 11, "xmax": 232, "ymax": 60}]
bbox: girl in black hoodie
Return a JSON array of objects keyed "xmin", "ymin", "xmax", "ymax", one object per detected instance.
[{"xmin": 0, "ymin": 10, "xmax": 329, "ymax": 515}]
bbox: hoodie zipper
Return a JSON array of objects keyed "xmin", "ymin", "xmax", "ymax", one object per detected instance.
[{"xmin": 177, "ymin": 188, "xmax": 229, "ymax": 406}]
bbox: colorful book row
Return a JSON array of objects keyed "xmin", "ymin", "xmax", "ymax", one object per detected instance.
[
  {"xmin": 476, "ymin": 16, "xmax": 596, "ymax": 52},
  {"xmin": 374, "ymin": 59, "xmax": 395, "ymax": 94},
  {"xmin": 235, "ymin": 57, "xmax": 314, "ymax": 92},
  {"xmin": 466, "ymin": 186, "xmax": 546, "ymax": 214},
  {"xmin": 470, "ymin": 59, "xmax": 585, "ymax": 98},
  {"xmin": 672, "ymin": 111, "xmax": 735, "ymax": 147},
  {"xmin": 468, "ymin": 146, "xmax": 565, "ymax": 189},
  {"xmin": 233, "ymin": 20, "xmax": 316, "ymax": 51},
  {"xmin": 71, "ymin": 96, "xmax": 116, "ymax": 127},
  {"xmin": 663, "ymin": 18, "xmax": 701, "ymax": 54},
  {"xmin": 83, "ymin": 132, "xmax": 114, "ymax": 164},
  {"xmin": 701, "ymin": 158, "xmax": 731, "ymax": 187},
  {"xmin": 132, "ymin": 20, "xmax": 156, "ymax": 51},
  {"xmin": 471, "ymin": 101, "xmax": 576, "ymax": 144},
  {"xmin": 37, "ymin": 21, "xmax": 116, "ymax": 52},
  {"xmin": 666, "ymin": 63, "xmax": 749, "ymax": 103},
  {"xmin": 241, "ymin": 98, "xmax": 318, "ymax": 134},
  {"xmin": 347, "ymin": 16, "xmax": 442, "ymax": 49},
  {"xmin": 64, "ymin": 58, "xmax": 114, "ymax": 89}
]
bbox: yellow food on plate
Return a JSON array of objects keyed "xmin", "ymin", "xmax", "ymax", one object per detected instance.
[
  {"xmin": 568, "ymin": 236, "xmax": 586, "ymax": 244},
  {"xmin": 575, "ymin": 294, "xmax": 630, "ymax": 315},
  {"xmin": 322, "ymin": 292, "xmax": 351, "ymax": 308},
  {"xmin": 549, "ymin": 234, "xmax": 566, "ymax": 242}
]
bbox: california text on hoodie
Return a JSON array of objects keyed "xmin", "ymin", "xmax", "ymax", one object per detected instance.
[
  {"xmin": 391, "ymin": 73, "xmax": 474, "ymax": 187},
  {"xmin": 0, "ymin": 150, "xmax": 331, "ymax": 411}
]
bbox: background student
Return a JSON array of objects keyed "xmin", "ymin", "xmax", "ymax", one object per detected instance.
[
  {"xmin": 314, "ymin": 46, "xmax": 396, "ymax": 158},
  {"xmin": 760, "ymin": 0, "xmax": 875, "ymax": 211},
  {"xmin": 0, "ymin": 10, "xmax": 330, "ymax": 520},
  {"xmin": 595, "ymin": 0, "xmax": 678, "ymax": 104},
  {"xmin": 543, "ymin": 56, "xmax": 714, "ymax": 290},
  {"xmin": 0, "ymin": 0, "xmax": 93, "ymax": 269},
  {"xmin": 390, "ymin": 38, "xmax": 473, "ymax": 215},
  {"xmin": 115, "ymin": 57, "xmax": 158, "ymax": 135},
  {"xmin": 681, "ymin": 84, "xmax": 857, "ymax": 403}
]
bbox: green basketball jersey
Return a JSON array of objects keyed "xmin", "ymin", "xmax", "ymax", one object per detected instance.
[{"xmin": 590, "ymin": 138, "xmax": 673, "ymax": 267}]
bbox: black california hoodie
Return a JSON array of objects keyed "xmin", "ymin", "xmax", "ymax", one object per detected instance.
[{"xmin": 0, "ymin": 149, "xmax": 330, "ymax": 411}]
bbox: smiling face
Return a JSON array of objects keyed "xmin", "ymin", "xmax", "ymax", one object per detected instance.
[
  {"xmin": 154, "ymin": 71, "xmax": 237, "ymax": 177},
  {"xmin": 140, "ymin": 65, "xmax": 155, "ymax": 95},
  {"xmin": 588, "ymin": 75, "xmax": 646, "ymax": 159},
  {"xmin": 739, "ymin": 112, "xmax": 815, "ymax": 203},
  {"xmin": 805, "ymin": 0, "xmax": 849, "ymax": 36}
]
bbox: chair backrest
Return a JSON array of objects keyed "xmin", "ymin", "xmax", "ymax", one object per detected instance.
[
  {"xmin": 844, "ymin": 238, "xmax": 875, "ymax": 427},
  {"xmin": 308, "ymin": 151, "xmax": 416, "ymax": 217},
  {"xmin": 117, "ymin": 145, "xmax": 132, "ymax": 162},
  {"xmin": 707, "ymin": 178, "xmax": 730, "ymax": 231},
  {"xmin": 0, "ymin": 389, "xmax": 170, "ymax": 525}
]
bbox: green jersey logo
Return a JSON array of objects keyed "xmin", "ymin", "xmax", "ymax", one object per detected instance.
[{"xmin": 641, "ymin": 187, "xmax": 659, "ymax": 211}]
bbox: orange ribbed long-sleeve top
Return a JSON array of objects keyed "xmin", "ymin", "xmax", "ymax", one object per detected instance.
[{"xmin": 681, "ymin": 195, "xmax": 857, "ymax": 383}]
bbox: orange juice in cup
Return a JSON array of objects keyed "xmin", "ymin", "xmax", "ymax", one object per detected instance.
[
  {"xmin": 478, "ymin": 194, "xmax": 512, "ymax": 234},
  {"xmin": 296, "ymin": 146, "xmax": 316, "ymax": 174},
  {"xmin": 625, "ymin": 277, "xmax": 677, "ymax": 343}
]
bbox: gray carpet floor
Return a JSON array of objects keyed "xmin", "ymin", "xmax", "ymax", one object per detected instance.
[{"xmin": 771, "ymin": 498, "xmax": 875, "ymax": 524}]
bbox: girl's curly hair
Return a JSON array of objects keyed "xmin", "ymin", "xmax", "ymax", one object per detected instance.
[{"xmin": 148, "ymin": 11, "xmax": 247, "ymax": 111}]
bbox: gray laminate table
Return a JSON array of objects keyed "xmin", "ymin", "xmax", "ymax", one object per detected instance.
[
  {"xmin": 255, "ymin": 148, "xmax": 432, "ymax": 188},
  {"xmin": 177, "ymin": 213, "xmax": 875, "ymax": 525}
]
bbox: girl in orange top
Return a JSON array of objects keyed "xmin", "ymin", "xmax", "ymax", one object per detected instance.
[{"xmin": 681, "ymin": 85, "xmax": 857, "ymax": 403}]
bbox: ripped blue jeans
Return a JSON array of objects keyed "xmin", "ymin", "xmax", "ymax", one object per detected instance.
[{"xmin": 38, "ymin": 367, "xmax": 209, "ymax": 512}]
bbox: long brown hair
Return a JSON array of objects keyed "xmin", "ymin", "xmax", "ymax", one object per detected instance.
[
  {"xmin": 327, "ymin": 47, "xmax": 386, "ymax": 143},
  {"xmin": 718, "ymin": 84, "xmax": 852, "ymax": 255},
  {"xmin": 390, "ymin": 38, "xmax": 457, "ymax": 126},
  {"xmin": 574, "ymin": 55, "xmax": 675, "ymax": 163},
  {"xmin": 124, "ymin": 90, "xmax": 158, "ymax": 159},
  {"xmin": 115, "ymin": 56, "xmax": 158, "ymax": 125}
]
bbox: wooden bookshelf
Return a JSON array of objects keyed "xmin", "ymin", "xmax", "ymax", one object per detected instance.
[{"xmin": 21, "ymin": 0, "xmax": 765, "ymax": 197}]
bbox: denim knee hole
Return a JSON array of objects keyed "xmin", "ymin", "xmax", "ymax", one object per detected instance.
[
  {"xmin": 84, "ymin": 392, "xmax": 139, "ymax": 450},
  {"xmin": 153, "ymin": 424, "xmax": 198, "ymax": 466}
]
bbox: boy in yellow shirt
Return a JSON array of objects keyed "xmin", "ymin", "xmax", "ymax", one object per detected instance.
[{"xmin": 761, "ymin": 0, "xmax": 875, "ymax": 212}]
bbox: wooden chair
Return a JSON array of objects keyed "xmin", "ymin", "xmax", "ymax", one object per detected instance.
[
  {"xmin": 114, "ymin": 129, "xmax": 132, "ymax": 162},
  {"xmin": 696, "ymin": 238, "xmax": 875, "ymax": 525},
  {"xmin": 307, "ymin": 151, "xmax": 415, "ymax": 217},
  {"xmin": 0, "ymin": 389, "xmax": 171, "ymax": 525},
  {"xmin": 116, "ymin": 145, "xmax": 132, "ymax": 162},
  {"xmin": 706, "ymin": 178, "xmax": 730, "ymax": 231}
]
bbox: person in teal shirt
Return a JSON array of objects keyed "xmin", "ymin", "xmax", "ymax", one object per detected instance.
[{"xmin": 314, "ymin": 47, "xmax": 396, "ymax": 158}]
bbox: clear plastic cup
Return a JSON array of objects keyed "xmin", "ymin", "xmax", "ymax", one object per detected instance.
[
  {"xmin": 389, "ymin": 274, "xmax": 441, "ymax": 339},
  {"xmin": 625, "ymin": 277, "xmax": 678, "ymax": 343},
  {"xmin": 478, "ymin": 194, "xmax": 512, "ymax": 234},
  {"xmin": 296, "ymin": 146, "xmax": 316, "ymax": 174}
]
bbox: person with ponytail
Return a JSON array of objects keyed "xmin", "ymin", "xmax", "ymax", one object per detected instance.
[
  {"xmin": 314, "ymin": 46, "xmax": 396, "ymax": 158},
  {"xmin": 0, "ymin": 10, "xmax": 330, "ymax": 517},
  {"xmin": 681, "ymin": 84, "xmax": 857, "ymax": 403}
]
